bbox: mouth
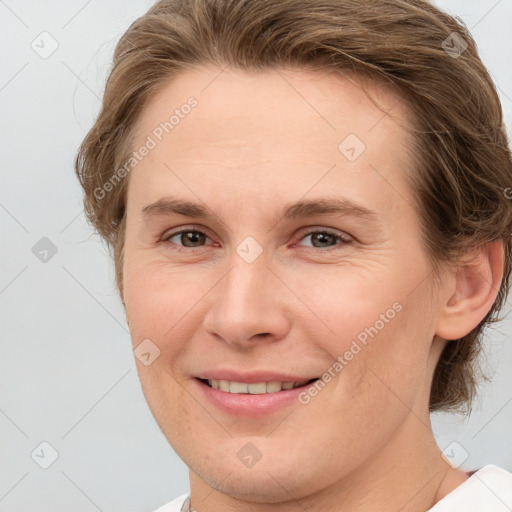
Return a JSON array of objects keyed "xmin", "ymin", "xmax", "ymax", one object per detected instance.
[
  {"xmin": 194, "ymin": 375, "xmax": 322, "ymax": 417},
  {"xmin": 197, "ymin": 377, "xmax": 319, "ymax": 394}
]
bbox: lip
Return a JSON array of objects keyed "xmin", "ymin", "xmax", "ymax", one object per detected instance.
[
  {"xmin": 192, "ymin": 376, "xmax": 319, "ymax": 418},
  {"xmin": 196, "ymin": 369, "xmax": 318, "ymax": 383}
]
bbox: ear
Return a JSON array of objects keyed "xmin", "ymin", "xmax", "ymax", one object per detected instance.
[{"xmin": 435, "ymin": 240, "xmax": 504, "ymax": 340}]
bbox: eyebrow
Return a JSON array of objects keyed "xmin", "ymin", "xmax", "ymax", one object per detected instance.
[{"xmin": 141, "ymin": 196, "xmax": 380, "ymax": 224}]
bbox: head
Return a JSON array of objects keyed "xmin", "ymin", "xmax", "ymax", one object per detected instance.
[{"xmin": 76, "ymin": 0, "xmax": 512, "ymax": 503}]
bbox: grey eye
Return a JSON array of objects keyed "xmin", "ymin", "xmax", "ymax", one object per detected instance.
[
  {"xmin": 307, "ymin": 232, "xmax": 338, "ymax": 248},
  {"xmin": 171, "ymin": 231, "xmax": 207, "ymax": 247}
]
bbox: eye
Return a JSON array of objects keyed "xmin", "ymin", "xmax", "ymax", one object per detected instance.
[
  {"xmin": 159, "ymin": 227, "xmax": 351, "ymax": 251},
  {"xmin": 161, "ymin": 229, "xmax": 212, "ymax": 248},
  {"xmin": 296, "ymin": 229, "xmax": 352, "ymax": 250}
]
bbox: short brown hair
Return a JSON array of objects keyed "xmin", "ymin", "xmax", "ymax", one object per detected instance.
[{"xmin": 75, "ymin": 0, "xmax": 512, "ymax": 412}]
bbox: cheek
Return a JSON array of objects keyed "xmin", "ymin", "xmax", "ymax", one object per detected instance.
[
  {"xmin": 123, "ymin": 257, "xmax": 208, "ymax": 343},
  {"xmin": 312, "ymin": 277, "xmax": 435, "ymax": 410},
  {"xmin": 343, "ymin": 300, "xmax": 435, "ymax": 413}
]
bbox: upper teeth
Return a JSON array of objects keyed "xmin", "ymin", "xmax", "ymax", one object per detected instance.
[{"xmin": 208, "ymin": 379, "xmax": 310, "ymax": 394}]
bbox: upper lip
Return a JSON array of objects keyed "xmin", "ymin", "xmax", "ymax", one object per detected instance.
[{"xmin": 196, "ymin": 370, "xmax": 319, "ymax": 383}]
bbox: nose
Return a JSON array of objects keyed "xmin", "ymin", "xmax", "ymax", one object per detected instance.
[{"xmin": 202, "ymin": 252, "xmax": 291, "ymax": 349}]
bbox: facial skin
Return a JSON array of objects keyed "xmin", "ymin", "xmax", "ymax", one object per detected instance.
[{"xmin": 122, "ymin": 66, "xmax": 503, "ymax": 512}]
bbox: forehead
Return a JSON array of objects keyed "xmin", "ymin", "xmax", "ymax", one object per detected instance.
[
  {"xmin": 134, "ymin": 65, "xmax": 410, "ymax": 147},
  {"xmin": 128, "ymin": 65, "xmax": 415, "ymax": 217}
]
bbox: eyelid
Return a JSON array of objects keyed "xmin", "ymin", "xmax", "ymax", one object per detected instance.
[{"xmin": 297, "ymin": 226, "xmax": 353, "ymax": 240}]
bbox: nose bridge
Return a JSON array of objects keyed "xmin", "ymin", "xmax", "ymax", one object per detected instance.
[
  {"xmin": 225, "ymin": 257, "xmax": 263, "ymax": 308},
  {"xmin": 220, "ymin": 251, "xmax": 273, "ymax": 321},
  {"xmin": 203, "ymin": 247, "xmax": 290, "ymax": 345}
]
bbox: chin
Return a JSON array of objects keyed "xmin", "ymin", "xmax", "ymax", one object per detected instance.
[
  {"xmin": 198, "ymin": 466, "xmax": 307, "ymax": 504},
  {"xmin": 187, "ymin": 441, "xmax": 329, "ymax": 503}
]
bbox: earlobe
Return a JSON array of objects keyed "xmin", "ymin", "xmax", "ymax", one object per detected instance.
[{"xmin": 436, "ymin": 240, "xmax": 504, "ymax": 341}]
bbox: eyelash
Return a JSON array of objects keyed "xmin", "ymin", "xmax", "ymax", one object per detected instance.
[{"xmin": 159, "ymin": 226, "xmax": 352, "ymax": 252}]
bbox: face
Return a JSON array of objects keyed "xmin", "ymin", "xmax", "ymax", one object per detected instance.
[{"xmin": 123, "ymin": 66, "xmax": 448, "ymax": 501}]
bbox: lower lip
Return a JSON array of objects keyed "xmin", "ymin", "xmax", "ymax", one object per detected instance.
[{"xmin": 193, "ymin": 378, "xmax": 314, "ymax": 417}]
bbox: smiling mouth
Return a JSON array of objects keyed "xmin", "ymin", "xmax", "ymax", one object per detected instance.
[{"xmin": 197, "ymin": 378, "xmax": 319, "ymax": 394}]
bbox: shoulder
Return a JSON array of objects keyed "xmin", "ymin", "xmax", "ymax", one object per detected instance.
[
  {"xmin": 151, "ymin": 493, "xmax": 189, "ymax": 512},
  {"xmin": 429, "ymin": 465, "xmax": 512, "ymax": 511}
]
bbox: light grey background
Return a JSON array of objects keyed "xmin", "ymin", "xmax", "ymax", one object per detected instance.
[{"xmin": 1, "ymin": 1, "xmax": 511, "ymax": 511}]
